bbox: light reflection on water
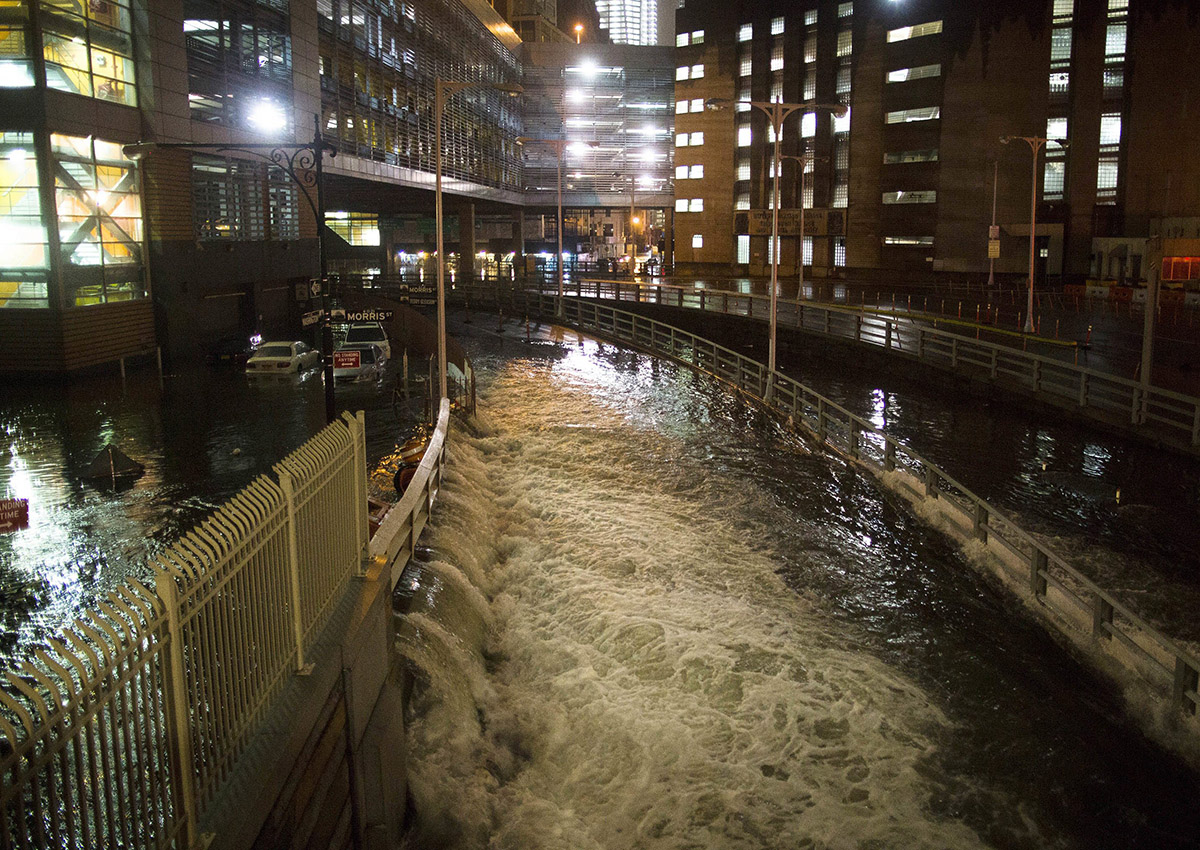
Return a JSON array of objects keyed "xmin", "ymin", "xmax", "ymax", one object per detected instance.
[
  {"xmin": 0, "ymin": 360, "xmax": 417, "ymax": 663},
  {"xmin": 400, "ymin": 324, "xmax": 1200, "ymax": 850}
]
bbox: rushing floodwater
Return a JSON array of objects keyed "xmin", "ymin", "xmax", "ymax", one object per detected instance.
[{"xmin": 396, "ymin": 324, "xmax": 1200, "ymax": 850}]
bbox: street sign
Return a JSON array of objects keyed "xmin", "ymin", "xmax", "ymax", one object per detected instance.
[
  {"xmin": 301, "ymin": 309, "xmax": 322, "ymax": 327},
  {"xmin": 295, "ymin": 283, "xmax": 309, "ymax": 302},
  {"xmin": 309, "ymin": 279, "xmax": 323, "ymax": 298},
  {"xmin": 334, "ymin": 350, "xmax": 361, "ymax": 369},
  {"xmin": 0, "ymin": 498, "xmax": 29, "ymax": 533},
  {"xmin": 331, "ymin": 307, "xmax": 346, "ymax": 322},
  {"xmin": 988, "ymin": 239, "xmax": 1001, "ymax": 259},
  {"xmin": 989, "ymin": 225, "xmax": 1000, "ymax": 240},
  {"xmin": 344, "ymin": 309, "xmax": 395, "ymax": 323}
]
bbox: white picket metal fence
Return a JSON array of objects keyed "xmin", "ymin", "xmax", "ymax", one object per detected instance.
[
  {"xmin": 509, "ymin": 291, "xmax": 1200, "ymax": 725},
  {"xmin": 1, "ymin": 411, "xmax": 369, "ymax": 849}
]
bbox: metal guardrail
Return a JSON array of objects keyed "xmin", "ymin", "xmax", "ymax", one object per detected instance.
[
  {"xmin": 499, "ymin": 289, "xmax": 1200, "ymax": 724},
  {"xmin": 370, "ymin": 398, "xmax": 451, "ymax": 586},
  {"xmin": 1, "ymin": 411, "xmax": 370, "ymax": 849},
  {"xmin": 491, "ymin": 279, "xmax": 1200, "ymax": 451}
]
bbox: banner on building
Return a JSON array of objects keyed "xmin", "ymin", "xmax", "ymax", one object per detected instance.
[{"xmin": 736, "ymin": 209, "xmax": 845, "ymax": 237}]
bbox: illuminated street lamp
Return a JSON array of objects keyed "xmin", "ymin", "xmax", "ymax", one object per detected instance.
[
  {"xmin": 1001, "ymin": 134, "xmax": 1068, "ymax": 333},
  {"xmin": 574, "ymin": 23, "xmax": 583, "ymax": 43},
  {"xmin": 435, "ymin": 78, "xmax": 522, "ymax": 401},
  {"xmin": 708, "ymin": 98, "xmax": 847, "ymax": 380},
  {"xmin": 123, "ymin": 114, "xmax": 339, "ymax": 423}
]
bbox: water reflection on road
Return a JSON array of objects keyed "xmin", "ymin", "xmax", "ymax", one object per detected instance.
[{"xmin": 0, "ymin": 358, "xmax": 419, "ymax": 662}]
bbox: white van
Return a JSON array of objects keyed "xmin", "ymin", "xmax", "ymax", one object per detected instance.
[{"xmin": 342, "ymin": 322, "xmax": 391, "ymax": 361}]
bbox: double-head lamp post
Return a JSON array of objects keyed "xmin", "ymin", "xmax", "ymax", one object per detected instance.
[
  {"xmin": 434, "ymin": 78, "xmax": 523, "ymax": 401},
  {"xmin": 123, "ymin": 114, "xmax": 339, "ymax": 423},
  {"xmin": 706, "ymin": 98, "xmax": 846, "ymax": 378},
  {"xmin": 1001, "ymin": 134, "xmax": 1067, "ymax": 334}
]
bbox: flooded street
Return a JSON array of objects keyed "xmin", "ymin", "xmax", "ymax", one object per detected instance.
[
  {"xmin": 396, "ymin": 321, "xmax": 1200, "ymax": 850},
  {"xmin": 0, "ymin": 358, "xmax": 420, "ymax": 661}
]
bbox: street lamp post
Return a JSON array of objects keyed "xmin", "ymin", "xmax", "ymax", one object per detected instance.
[
  {"xmin": 707, "ymin": 98, "xmax": 847, "ymax": 379},
  {"xmin": 1001, "ymin": 134, "xmax": 1066, "ymax": 333},
  {"xmin": 123, "ymin": 114, "xmax": 339, "ymax": 422},
  {"xmin": 435, "ymin": 78, "xmax": 522, "ymax": 401}
]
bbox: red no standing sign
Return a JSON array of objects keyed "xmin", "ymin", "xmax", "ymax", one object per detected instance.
[{"xmin": 0, "ymin": 498, "xmax": 29, "ymax": 533}]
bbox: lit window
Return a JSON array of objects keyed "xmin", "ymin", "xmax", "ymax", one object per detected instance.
[
  {"xmin": 886, "ymin": 107, "xmax": 940, "ymax": 124},
  {"xmin": 801, "ymin": 113, "xmax": 816, "ymax": 138},
  {"xmin": 692, "ymin": 30, "xmax": 704, "ymax": 44},
  {"xmin": 1100, "ymin": 113, "xmax": 1121, "ymax": 145},
  {"xmin": 1105, "ymin": 23, "xmax": 1126, "ymax": 57},
  {"xmin": 837, "ymin": 30, "xmax": 852, "ymax": 56},
  {"xmin": 690, "ymin": 98, "xmax": 703, "ymax": 112},
  {"xmin": 676, "ymin": 100, "xmax": 687, "ymax": 114},
  {"xmin": 887, "ymin": 20, "xmax": 943, "ymax": 42},
  {"xmin": 676, "ymin": 165, "xmax": 689, "ymax": 179},
  {"xmin": 738, "ymin": 23, "xmax": 753, "ymax": 42},
  {"xmin": 834, "ymin": 238, "xmax": 846, "ymax": 267},
  {"xmin": 737, "ymin": 233, "xmax": 750, "ymax": 263},
  {"xmin": 676, "ymin": 133, "xmax": 688, "ymax": 147},
  {"xmin": 887, "ymin": 64, "xmax": 941, "ymax": 83},
  {"xmin": 737, "ymin": 159, "xmax": 750, "ymax": 181},
  {"xmin": 740, "ymin": 54, "xmax": 752, "ymax": 77},
  {"xmin": 771, "ymin": 43, "xmax": 784, "ymax": 71},
  {"xmin": 675, "ymin": 198, "xmax": 688, "ymax": 212},
  {"xmin": 689, "ymin": 131, "xmax": 704, "ymax": 145},
  {"xmin": 735, "ymin": 191, "xmax": 750, "ymax": 210},
  {"xmin": 1046, "ymin": 117, "xmax": 1067, "ymax": 139},
  {"xmin": 689, "ymin": 198, "xmax": 704, "ymax": 212},
  {"xmin": 771, "ymin": 16, "xmax": 784, "ymax": 35},
  {"xmin": 838, "ymin": 2, "xmax": 853, "ymax": 16},
  {"xmin": 676, "ymin": 33, "xmax": 689, "ymax": 47},
  {"xmin": 805, "ymin": 10, "xmax": 817, "ymax": 25},
  {"xmin": 737, "ymin": 126, "xmax": 752, "ymax": 147},
  {"xmin": 691, "ymin": 64, "xmax": 704, "ymax": 79},
  {"xmin": 689, "ymin": 164, "xmax": 703, "ymax": 178},
  {"xmin": 676, "ymin": 66, "xmax": 689, "ymax": 81},
  {"xmin": 692, "ymin": 233, "xmax": 703, "ymax": 248},
  {"xmin": 882, "ymin": 190, "xmax": 937, "ymax": 204}
]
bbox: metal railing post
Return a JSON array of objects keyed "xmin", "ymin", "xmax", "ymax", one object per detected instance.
[
  {"xmin": 1091, "ymin": 594, "xmax": 1114, "ymax": 639},
  {"xmin": 923, "ymin": 464, "xmax": 939, "ymax": 499},
  {"xmin": 1079, "ymin": 373, "xmax": 1089, "ymax": 408},
  {"xmin": 1030, "ymin": 548, "xmax": 1047, "ymax": 596},
  {"xmin": 277, "ymin": 470, "xmax": 311, "ymax": 674},
  {"xmin": 848, "ymin": 420, "xmax": 860, "ymax": 459},
  {"xmin": 884, "ymin": 439, "xmax": 896, "ymax": 472},
  {"xmin": 973, "ymin": 503, "xmax": 989, "ymax": 543},
  {"xmin": 1173, "ymin": 658, "xmax": 1199, "ymax": 716},
  {"xmin": 154, "ymin": 573, "xmax": 199, "ymax": 848}
]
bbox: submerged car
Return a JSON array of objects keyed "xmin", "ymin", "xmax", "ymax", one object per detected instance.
[
  {"xmin": 332, "ymin": 343, "xmax": 386, "ymax": 383},
  {"xmin": 342, "ymin": 322, "xmax": 392, "ymax": 360},
  {"xmin": 246, "ymin": 341, "xmax": 320, "ymax": 374}
]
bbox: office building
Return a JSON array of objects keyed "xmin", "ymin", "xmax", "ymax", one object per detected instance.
[{"xmin": 673, "ymin": 0, "xmax": 1200, "ymax": 289}]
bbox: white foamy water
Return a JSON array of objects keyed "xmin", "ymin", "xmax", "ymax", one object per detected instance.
[{"xmin": 396, "ymin": 344, "xmax": 1006, "ymax": 850}]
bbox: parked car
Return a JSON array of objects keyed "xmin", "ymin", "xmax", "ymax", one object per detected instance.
[
  {"xmin": 332, "ymin": 343, "xmax": 386, "ymax": 383},
  {"xmin": 342, "ymin": 322, "xmax": 391, "ymax": 360},
  {"xmin": 246, "ymin": 340, "xmax": 320, "ymax": 374},
  {"xmin": 205, "ymin": 333, "xmax": 261, "ymax": 367}
]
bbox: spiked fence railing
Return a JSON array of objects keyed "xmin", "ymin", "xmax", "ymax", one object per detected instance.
[{"xmin": 1, "ymin": 411, "xmax": 368, "ymax": 849}]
